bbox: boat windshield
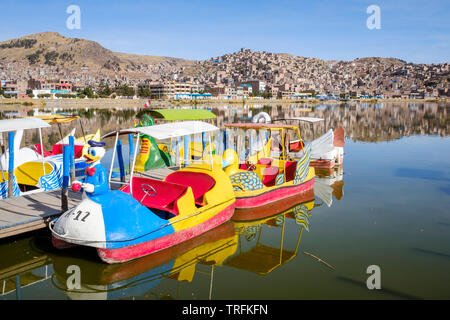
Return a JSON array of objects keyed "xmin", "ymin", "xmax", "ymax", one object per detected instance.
[{"xmin": 223, "ymin": 124, "xmax": 303, "ymax": 163}]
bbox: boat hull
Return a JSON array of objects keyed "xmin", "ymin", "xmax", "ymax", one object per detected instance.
[
  {"xmin": 96, "ymin": 202, "xmax": 235, "ymax": 264},
  {"xmin": 233, "ymin": 187, "xmax": 315, "ymax": 221},
  {"xmin": 235, "ymin": 177, "xmax": 314, "ymax": 209}
]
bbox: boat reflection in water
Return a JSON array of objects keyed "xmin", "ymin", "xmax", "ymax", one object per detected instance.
[
  {"xmin": 51, "ymin": 221, "xmax": 238, "ymax": 300},
  {"xmin": 225, "ymin": 190, "xmax": 315, "ymax": 275},
  {"xmin": 225, "ymin": 165, "xmax": 344, "ymax": 275},
  {"xmin": 0, "ymin": 236, "xmax": 52, "ymax": 299},
  {"xmin": 314, "ymin": 165, "xmax": 344, "ymax": 207}
]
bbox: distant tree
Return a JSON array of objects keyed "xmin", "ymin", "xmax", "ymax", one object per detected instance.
[
  {"xmin": 97, "ymin": 83, "xmax": 112, "ymax": 98},
  {"xmin": 115, "ymin": 85, "xmax": 135, "ymax": 97},
  {"xmin": 138, "ymin": 86, "xmax": 152, "ymax": 98},
  {"xmin": 262, "ymin": 91, "xmax": 272, "ymax": 99},
  {"xmin": 81, "ymin": 87, "xmax": 94, "ymax": 98}
]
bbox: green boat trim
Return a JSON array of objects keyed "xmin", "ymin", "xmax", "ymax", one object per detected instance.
[{"xmin": 148, "ymin": 109, "xmax": 216, "ymax": 121}]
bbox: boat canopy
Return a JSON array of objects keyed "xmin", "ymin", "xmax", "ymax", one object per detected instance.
[
  {"xmin": 103, "ymin": 121, "xmax": 219, "ymax": 140},
  {"xmin": 33, "ymin": 114, "xmax": 80, "ymax": 124},
  {"xmin": 274, "ymin": 117, "xmax": 324, "ymax": 123},
  {"xmin": 148, "ymin": 109, "xmax": 216, "ymax": 121},
  {"xmin": 0, "ymin": 118, "xmax": 51, "ymax": 133}
]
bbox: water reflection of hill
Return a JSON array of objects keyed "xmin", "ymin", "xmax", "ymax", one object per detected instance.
[
  {"xmin": 212, "ymin": 102, "xmax": 449, "ymax": 141},
  {"xmin": 4, "ymin": 102, "xmax": 448, "ymax": 150}
]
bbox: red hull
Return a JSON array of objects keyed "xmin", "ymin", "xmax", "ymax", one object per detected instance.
[
  {"xmin": 96, "ymin": 203, "xmax": 235, "ymax": 264},
  {"xmin": 233, "ymin": 188, "xmax": 315, "ymax": 221},
  {"xmin": 235, "ymin": 178, "xmax": 314, "ymax": 209},
  {"xmin": 52, "ymin": 234, "xmax": 78, "ymax": 249}
]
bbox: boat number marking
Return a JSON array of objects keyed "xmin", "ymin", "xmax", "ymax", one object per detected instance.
[{"xmin": 70, "ymin": 210, "xmax": 90, "ymax": 222}]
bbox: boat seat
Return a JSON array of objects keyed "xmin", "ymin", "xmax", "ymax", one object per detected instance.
[
  {"xmin": 52, "ymin": 144, "xmax": 85, "ymax": 158},
  {"xmin": 34, "ymin": 144, "xmax": 84, "ymax": 158},
  {"xmin": 34, "ymin": 144, "xmax": 52, "ymax": 157},
  {"xmin": 164, "ymin": 171, "xmax": 216, "ymax": 206},
  {"xmin": 285, "ymin": 161, "xmax": 297, "ymax": 182},
  {"xmin": 262, "ymin": 166, "xmax": 279, "ymax": 187},
  {"xmin": 289, "ymin": 140, "xmax": 305, "ymax": 153},
  {"xmin": 257, "ymin": 158, "xmax": 272, "ymax": 166},
  {"xmin": 124, "ymin": 177, "xmax": 188, "ymax": 216}
]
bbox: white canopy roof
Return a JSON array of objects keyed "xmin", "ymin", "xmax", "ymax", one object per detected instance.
[
  {"xmin": 104, "ymin": 121, "xmax": 219, "ymax": 140},
  {"xmin": 0, "ymin": 118, "xmax": 51, "ymax": 133},
  {"xmin": 283, "ymin": 117, "xmax": 324, "ymax": 123}
]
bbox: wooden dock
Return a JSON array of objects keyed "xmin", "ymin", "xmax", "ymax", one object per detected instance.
[
  {"xmin": 0, "ymin": 190, "xmax": 82, "ymax": 240},
  {"xmin": 0, "ymin": 167, "xmax": 177, "ymax": 240}
]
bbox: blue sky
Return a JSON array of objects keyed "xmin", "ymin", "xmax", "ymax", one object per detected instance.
[{"xmin": 0, "ymin": 0, "xmax": 448, "ymax": 63}]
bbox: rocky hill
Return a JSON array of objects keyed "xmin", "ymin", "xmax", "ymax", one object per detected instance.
[
  {"xmin": 0, "ymin": 32, "xmax": 194, "ymax": 83},
  {"xmin": 0, "ymin": 32, "xmax": 448, "ymax": 96}
]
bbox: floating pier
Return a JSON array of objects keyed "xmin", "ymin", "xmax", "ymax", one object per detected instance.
[
  {"xmin": 0, "ymin": 167, "xmax": 176, "ymax": 240},
  {"xmin": 0, "ymin": 190, "xmax": 82, "ymax": 239}
]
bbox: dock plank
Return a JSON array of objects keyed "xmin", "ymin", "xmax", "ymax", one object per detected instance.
[
  {"xmin": 0, "ymin": 167, "xmax": 179, "ymax": 239},
  {"xmin": 0, "ymin": 190, "xmax": 82, "ymax": 239}
]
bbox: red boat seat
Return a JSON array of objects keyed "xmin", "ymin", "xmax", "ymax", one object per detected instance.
[
  {"xmin": 262, "ymin": 166, "xmax": 279, "ymax": 187},
  {"xmin": 257, "ymin": 158, "xmax": 272, "ymax": 166},
  {"xmin": 164, "ymin": 171, "xmax": 216, "ymax": 206},
  {"xmin": 51, "ymin": 144, "xmax": 85, "ymax": 158},
  {"xmin": 285, "ymin": 161, "xmax": 297, "ymax": 182},
  {"xmin": 125, "ymin": 177, "xmax": 189, "ymax": 215},
  {"xmin": 34, "ymin": 144, "xmax": 52, "ymax": 157},
  {"xmin": 289, "ymin": 140, "xmax": 305, "ymax": 152}
]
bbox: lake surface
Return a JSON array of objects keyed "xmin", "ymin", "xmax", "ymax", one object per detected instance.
[{"xmin": 1, "ymin": 101, "xmax": 449, "ymax": 300}]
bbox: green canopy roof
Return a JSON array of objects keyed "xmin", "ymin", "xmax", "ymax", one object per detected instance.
[{"xmin": 149, "ymin": 109, "xmax": 216, "ymax": 121}]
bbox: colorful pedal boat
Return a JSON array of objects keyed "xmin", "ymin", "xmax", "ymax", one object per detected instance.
[
  {"xmin": 50, "ymin": 162, "xmax": 236, "ymax": 264},
  {"xmin": 223, "ymin": 123, "xmax": 315, "ymax": 209}
]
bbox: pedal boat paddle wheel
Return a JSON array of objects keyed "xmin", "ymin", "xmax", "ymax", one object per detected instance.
[
  {"xmin": 49, "ymin": 121, "xmax": 236, "ymax": 264},
  {"xmin": 222, "ymin": 123, "xmax": 315, "ymax": 210}
]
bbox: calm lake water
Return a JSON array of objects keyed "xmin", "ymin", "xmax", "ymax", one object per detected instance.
[{"xmin": 0, "ymin": 102, "xmax": 449, "ymax": 300}]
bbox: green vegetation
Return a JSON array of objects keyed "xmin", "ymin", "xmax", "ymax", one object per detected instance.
[
  {"xmin": 97, "ymin": 83, "xmax": 112, "ymax": 98},
  {"xmin": 138, "ymin": 86, "xmax": 152, "ymax": 98},
  {"xmin": 114, "ymin": 84, "xmax": 135, "ymax": 97},
  {"xmin": 27, "ymin": 50, "xmax": 43, "ymax": 64},
  {"xmin": 44, "ymin": 51, "xmax": 59, "ymax": 66},
  {"xmin": 77, "ymin": 87, "xmax": 95, "ymax": 98},
  {"xmin": 0, "ymin": 38, "xmax": 37, "ymax": 49}
]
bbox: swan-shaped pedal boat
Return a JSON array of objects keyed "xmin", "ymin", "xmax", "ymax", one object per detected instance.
[{"xmin": 50, "ymin": 122, "xmax": 236, "ymax": 264}]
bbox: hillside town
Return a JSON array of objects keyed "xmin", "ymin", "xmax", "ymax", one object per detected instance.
[{"xmin": 1, "ymin": 37, "xmax": 449, "ymax": 101}]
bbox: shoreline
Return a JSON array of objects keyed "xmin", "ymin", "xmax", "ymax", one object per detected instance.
[{"xmin": 0, "ymin": 97, "xmax": 448, "ymax": 110}]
